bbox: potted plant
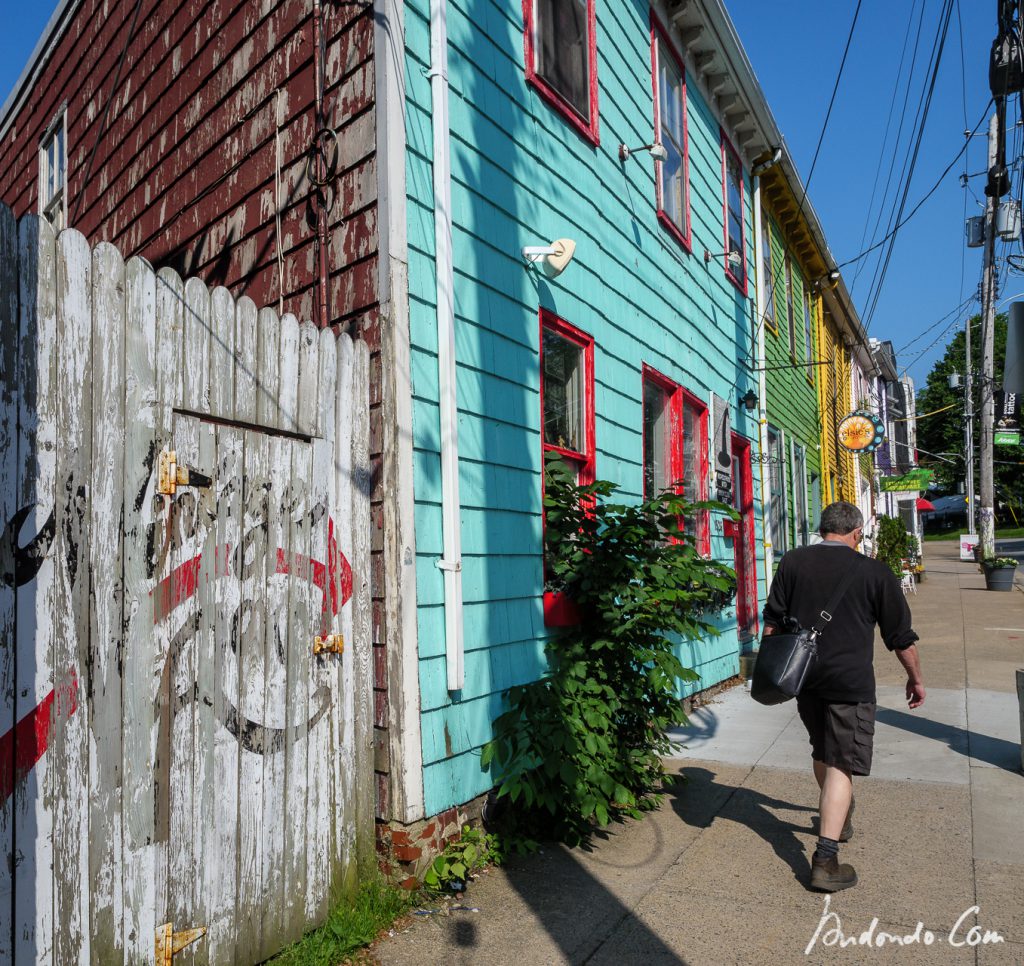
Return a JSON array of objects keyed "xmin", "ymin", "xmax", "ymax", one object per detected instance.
[{"xmin": 981, "ymin": 556, "xmax": 1019, "ymax": 592}]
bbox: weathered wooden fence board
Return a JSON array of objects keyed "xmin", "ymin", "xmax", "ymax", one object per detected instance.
[
  {"xmin": 0, "ymin": 205, "xmax": 372, "ymax": 964},
  {"xmin": 14, "ymin": 216, "xmax": 58, "ymax": 966},
  {"xmin": 0, "ymin": 201, "xmax": 18, "ymax": 966}
]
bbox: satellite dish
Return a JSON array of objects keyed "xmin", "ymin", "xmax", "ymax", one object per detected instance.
[{"xmin": 543, "ymin": 239, "xmax": 576, "ymax": 278}]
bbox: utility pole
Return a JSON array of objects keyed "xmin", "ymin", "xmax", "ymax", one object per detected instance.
[
  {"xmin": 964, "ymin": 312, "xmax": 976, "ymax": 535},
  {"xmin": 979, "ymin": 111, "xmax": 998, "ymax": 558}
]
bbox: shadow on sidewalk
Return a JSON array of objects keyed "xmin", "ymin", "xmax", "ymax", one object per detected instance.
[
  {"xmin": 665, "ymin": 766, "xmax": 817, "ymax": 887},
  {"xmin": 876, "ymin": 706, "xmax": 1022, "ymax": 771},
  {"xmin": 472, "ymin": 827, "xmax": 690, "ymax": 964}
]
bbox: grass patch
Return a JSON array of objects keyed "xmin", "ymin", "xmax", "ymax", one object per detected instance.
[
  {"xmin": 924, "ymin": 527, "xmax": 1024, "ymax": 542},
  {"xmin": 267, "ymin": 876, "xmax": 417, "ymax": 966}
]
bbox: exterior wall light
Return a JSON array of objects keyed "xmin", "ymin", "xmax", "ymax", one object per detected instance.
[
  {"xmin": 740, "ymin": 388, "xmax": 758, "ymax": 411},
  {"xmin": 704, "ymin": 248, "xmax": 742, "ymax": 269},
  {"xmin": 618, "ymin": 142, "xmax": 668, "ymax": 162}
]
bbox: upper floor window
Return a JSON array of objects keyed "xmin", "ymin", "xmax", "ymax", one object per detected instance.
[
  {"xmin": 803, "ymin": 289, "xmax": 814, "ymax": 362},
  {"xmin": 651, "ymin": 17, "xmax": 689, "ymax": 249},
  {"xmin": 761, "ymin": 215, "xmax": 776, "ymax": 331},
  {"xmin": 524, "ymin": 0, "xmax": 599, "ymax": 144},
  {"xmin": 785, "ymin": 257, "xmax": 796, "ymax": 358},
  {"xmin": 39, "ymin": 110, "xmax": 67, "ymax": 231},
  {"xmin": 720, "ymin": 132, "xmax": 746, "ymax": 293},
  {"xmin": 541, "ymin": 310, "xmax": 595, "ymax": 485}
]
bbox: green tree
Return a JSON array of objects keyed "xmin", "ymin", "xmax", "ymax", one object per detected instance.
[{"xmin": 915, "ymin": 313, "xmax": 1018, "ymax": 513}]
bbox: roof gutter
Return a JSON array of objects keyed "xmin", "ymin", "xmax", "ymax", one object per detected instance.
[{"xmin": 0, "ymin": 0, "xmax": 83, "ymax": 141}]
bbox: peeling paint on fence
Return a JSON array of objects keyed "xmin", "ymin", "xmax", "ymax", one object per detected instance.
[{"xmin": 0, "ymin": 205, "xmax": 373, "ymax": 965}]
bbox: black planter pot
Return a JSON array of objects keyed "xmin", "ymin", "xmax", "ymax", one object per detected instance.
[{"xmin": 983, "ymin": 563, "xmax": 1017, "ymax": 591}]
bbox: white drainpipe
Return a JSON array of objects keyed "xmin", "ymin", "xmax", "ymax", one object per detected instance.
[
  {"xmin": 428, "ymin": 0, "xmax": 464, "ymax": 690},
  {"xmin": 751, "ymin": 177, "xmax": 773, "ymax": 599}
]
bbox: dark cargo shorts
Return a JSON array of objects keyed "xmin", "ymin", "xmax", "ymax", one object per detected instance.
[{"xmin": 796, "ymin": 695, "xmax": 876, "ymax": 776}]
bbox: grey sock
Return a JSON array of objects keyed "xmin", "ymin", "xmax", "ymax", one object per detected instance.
[{"xmin": 815, "ymin": 836, "xmax": 839, "ymax": 860}]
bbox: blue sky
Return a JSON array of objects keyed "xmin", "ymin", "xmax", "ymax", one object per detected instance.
[{"xmin": 0, "ymin": 1, "xmax": 1006, "ymax": 386}]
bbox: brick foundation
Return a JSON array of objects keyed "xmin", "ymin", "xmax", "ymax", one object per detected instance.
[{"xmin": 375, "ymin": 792, "xmax": 490, "ymax": 886}]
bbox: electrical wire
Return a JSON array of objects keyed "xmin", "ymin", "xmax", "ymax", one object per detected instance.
[
  {"xmin": 836, "ymin": 103, "xmax": 991, "ymax": 273},
  {"xmin": 851, "ymin": 0, "xmax": 927, "ymax": 297},
  {"xmin": 860, "ymin": 0, "xmax": 957, "ymax": 333}
]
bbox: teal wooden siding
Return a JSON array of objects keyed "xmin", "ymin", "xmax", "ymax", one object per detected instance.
[
  {"xmin": 763, "ymin": 214, "xmax": 821, "ymax": 549},
  {"xmin": 405, "ymin": 0, "xmax": 766, "ymax": 815}
]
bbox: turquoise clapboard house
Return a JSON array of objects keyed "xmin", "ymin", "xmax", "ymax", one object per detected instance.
[{"xmin": 401, "ymin": 0, "xmax": 776, "ymax": 814}]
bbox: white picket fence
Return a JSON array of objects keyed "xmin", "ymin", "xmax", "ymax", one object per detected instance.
[{"xmin": 0, "ymin": 204, "xmax": 374, "ymax": 965}]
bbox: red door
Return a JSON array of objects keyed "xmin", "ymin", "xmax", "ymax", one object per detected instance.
[{"xmin": 729, "ymin": 433, "xmax": 758, "ymax": 641}]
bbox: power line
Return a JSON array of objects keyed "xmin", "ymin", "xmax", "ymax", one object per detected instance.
[
  {"xmin": 836, "ymin": 103, "xmax": 991, "ymax": 273},
  {"xmin": 861, "ymin": 0, "xmax": 957, "ymax": 333},
  {"xmin": 851, "ymin": 0, "xmax": 927, "ymax": 297}
]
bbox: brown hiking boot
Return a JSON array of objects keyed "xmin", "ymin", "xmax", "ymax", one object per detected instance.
[
  {"xmin": 811, "ymin": 853, "xmax": 858, "ymax": 892},
  {"xmin": 839, "ymin": 798, "xmax": 855, "ymax": 843}
]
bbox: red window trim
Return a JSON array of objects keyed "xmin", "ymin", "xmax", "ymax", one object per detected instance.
[
  {"xmin": 649, "ymin": 13, "xmax": 691, "ymax": 253},
  {"xmin": 640, "ymin": 366, "xmax": 709, "ymax": 556},
  {"xmin": 541, "ymin": 310, "xmax": 595, "ymax": 626},
  {"xmin": 681, "ymin": 387, "xmax": 711, "ymax": 556},
  {"xmin": 720, "ymin": 129, "xmax": 748, "ymax": 296},
  {"xmin": 730, "ymin": 432, "xmax": 759, "ymax": 640},
  {"xmin": 641, "ymin": 364, "xmax": 684, "ymax": 502},
  {"xmin": 523, "ymin": 0, "xmax": 600, "ymax": 146}
]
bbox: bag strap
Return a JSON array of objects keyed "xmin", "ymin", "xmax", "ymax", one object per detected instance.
[{"xmin": 809, "ymin": 556, "xmax": 864, "ymax": 638}]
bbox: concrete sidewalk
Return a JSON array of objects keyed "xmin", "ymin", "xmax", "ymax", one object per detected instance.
[{"xmin": 374, "ymin": 541, "xmax": 1024, "ymax": 965}]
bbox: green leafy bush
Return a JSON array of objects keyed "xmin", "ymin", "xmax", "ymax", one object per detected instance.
[
  {"xmin": 875, "ymin": 515, "xmax": 914, "ymax": 577},
  {"xmin": 981, "ymin": 556, "xmax": 1018, "ymax": 569},
  {"xmin": 422, "ymin": 825, "xmax": 504, "ymax": 893},
  {"xmin": 481, "ymin": 455, "xmax": 737, "ymax": 848}
]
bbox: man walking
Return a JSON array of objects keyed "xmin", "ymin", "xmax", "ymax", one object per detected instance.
[{"xmin": 762, "ymin": 501, "xmax": 925, "ymax": 892}]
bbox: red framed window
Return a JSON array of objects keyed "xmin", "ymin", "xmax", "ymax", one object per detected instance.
[
  {"xmin": 541, "ymin": 311, "xmax": 595, "ymax": 626},
  {"xmin": 650, "ymin": 15, "xmax": 690, "ymax": 250},
  {"xmin": 642, "ymin": 366, "xmax": 682, "ymax": 500},
  {"xmin": 720, "ymin": 130, "xmax": 747, "ymax": 294},
  {"xmin": 541, "ymin": 310, "xmax": 595, "ymax": 485},
  {"xmin": 681, "ymin": 389, "xmax": 710, "ymax": 554},
  {"xmin": 641, "ymin": 366, "xmax": 709, "ymax": 554},
  {"xmin": 523, "ymin": 0, "xmax": 599, "ymax": 145}
]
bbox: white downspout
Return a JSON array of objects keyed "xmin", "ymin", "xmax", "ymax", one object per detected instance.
[
  {"xmin": 428, "ymin": 0, "xmax": 464, "ymax": 690},
  {"xmin": 751, "ymin": 177, "xmax": 773, "ymax": 600}
]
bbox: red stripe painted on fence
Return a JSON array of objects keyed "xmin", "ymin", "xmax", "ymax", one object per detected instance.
[
  {"xmin": 0, "ymin": 669, "xmax": 79, "ymax": 804},
  {"xmin": 150, "ymin": 521, "xmax": 351, "ymax": 624}
]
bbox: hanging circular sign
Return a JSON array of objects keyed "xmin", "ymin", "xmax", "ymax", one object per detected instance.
[{"xmin": 837, "ymin": 410, "xmax": 885, "ymax": 453}]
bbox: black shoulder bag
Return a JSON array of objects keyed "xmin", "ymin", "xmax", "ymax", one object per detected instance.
[{"xmin": 750, "ymin": 557, "xmax": 863, "ymax": 706}]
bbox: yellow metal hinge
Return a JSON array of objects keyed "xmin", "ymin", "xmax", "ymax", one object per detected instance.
[
  {"xmin": 314, "ymin": 634, "xmax": 344, "ymax": 656},
  {"xmin": 157, "ymin": 449, "xmax": 213, "ymax": 496},
  {"xmin": 155, "ymin": 923, "xmax": 205, "ymax": 965}
]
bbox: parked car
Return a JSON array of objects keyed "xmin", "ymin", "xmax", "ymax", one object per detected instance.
[{"xmin": 919, "ymin": 494, "xmax": 970, "ymax": 532}]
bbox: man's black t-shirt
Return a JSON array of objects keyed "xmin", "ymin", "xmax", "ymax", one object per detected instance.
[{"xmin": 761, "ymin": 542, "xmax": 919, "ymax": 702}]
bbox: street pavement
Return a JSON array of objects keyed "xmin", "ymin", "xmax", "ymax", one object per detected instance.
[{"xmin": 373, "ymin": 541, "xmax": 1024, "ymax": 965}]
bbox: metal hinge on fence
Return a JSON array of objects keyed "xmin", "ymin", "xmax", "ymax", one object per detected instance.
[
  {"xmin": 157, "ymin": 449, "xmax": 213, "ymax": 496},
  {"xmin": 314, "ymin": 634, "xmax": 344, "ymax": 655},
  {"xmin": 155, "ymin": 923, "xmax": 206, "ymax": 965}
]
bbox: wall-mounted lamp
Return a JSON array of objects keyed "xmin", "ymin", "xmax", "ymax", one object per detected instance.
[
  {"xmin": 813, "ymin": 268, "xmax": 842, "ymax": 289},
  {"xmin": 521, "ymin": 237, "xmax": 577, "ymax": 278},
  {"xmin": 619, "ymin": 142, "xmax": 669, "ymax": 162},
  {"xmin": 750, "ymin": 146, "xmax": 783, "ymax": 177},
  {"xmin": 704, "ymin": 248, "xmax": 743, "ymax": 269},
  {"xmin": 740, "ymin": 388, "xmax": 758, "ymax": 411}
]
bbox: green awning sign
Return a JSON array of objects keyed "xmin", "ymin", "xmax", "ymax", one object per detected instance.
[{"xmin": 879, "ymin": 469, "xmax": 934, "ymax": 492}]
